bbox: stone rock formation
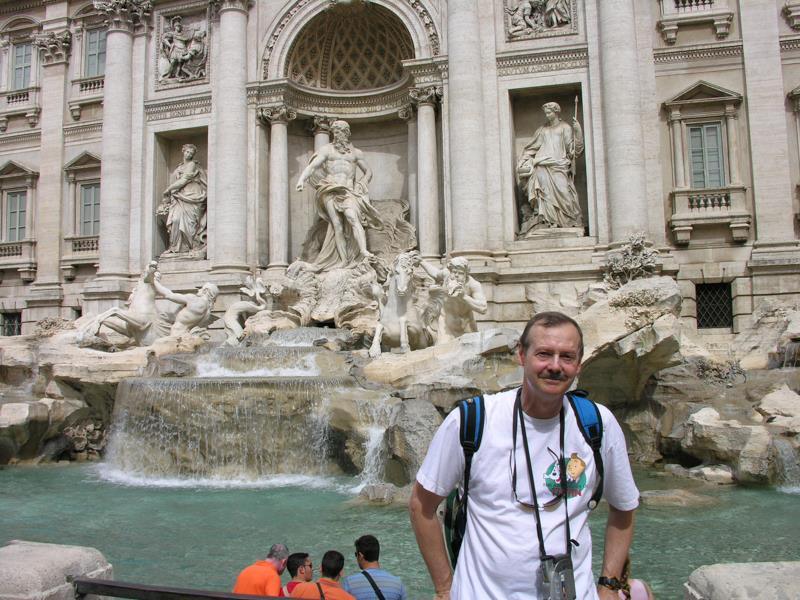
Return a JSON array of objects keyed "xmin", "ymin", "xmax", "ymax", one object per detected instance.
[{"xmin": 384, "ymin": 399, "xmax": 442, "ymax": 485}]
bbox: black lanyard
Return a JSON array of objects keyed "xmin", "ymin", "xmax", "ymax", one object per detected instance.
[{"xmin": 511, "ymin": 388, "xmax": 573, "ymax": 560}]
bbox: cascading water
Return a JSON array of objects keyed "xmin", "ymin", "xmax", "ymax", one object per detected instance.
[
  {"xmin": 773, "ymin": 438, "xmax": 800, "ymax": 493},
  {"xmin": 782, "ymin": 340, "xmax": 800, "ymax": 368},
  {"xmin": 101, "ymin": 331, "xmax": 395, "ymax": 486}
]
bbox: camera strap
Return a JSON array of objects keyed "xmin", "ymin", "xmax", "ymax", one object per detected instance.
[{"xmin": 512, "ymin": 388, "xmax": 572, "ymax": 560}]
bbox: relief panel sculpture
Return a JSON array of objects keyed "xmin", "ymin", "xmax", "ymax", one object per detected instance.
[
  {"xmin": 505, "ymin": 0, "xmax": 577, "ymax": 40},
  {"xmin": 157, "ymin": 14, "xmax": 208, "ymax": 85},
  {"xmin": 515, "ymin": 99, "xmax": 585, "ymax": 237}
]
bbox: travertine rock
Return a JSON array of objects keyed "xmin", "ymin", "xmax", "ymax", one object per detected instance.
[
  {"xmin": 385, "ymin": 399, "xmax": 442, "ymax": 485},
  {"xmin": 758, "ymin": 384, "xmax": 800, "ymax": 432},
  {"xmin": 640, "ymin": 489, "xmax": 719, "ymax": 507},
  {"xmin": 685, "ymin": 562, "xmax": 800, "ymax": 600},
  {"xmin": 0, "ymin": 540, "xmax": 112, "ymax": 600}
]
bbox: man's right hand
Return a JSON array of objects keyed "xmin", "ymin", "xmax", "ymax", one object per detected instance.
[
  {"xmin": 433, "ymin": 591, "xmax": 450, "ymax": 600},
  {"xmin": 296, "ymin": 182, "xmax": 304, "ymax": 192}
]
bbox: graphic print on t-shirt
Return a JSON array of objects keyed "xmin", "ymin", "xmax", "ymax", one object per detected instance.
[{"xmin": 543, "ymin": 448, "xmax": 587, "ymax": 501}]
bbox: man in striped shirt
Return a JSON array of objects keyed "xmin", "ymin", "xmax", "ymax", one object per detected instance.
[{"xmin": 342, "ymin": 535, "xmax": 407, "ymax": 600}]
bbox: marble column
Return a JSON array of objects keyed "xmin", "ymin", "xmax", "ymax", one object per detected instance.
[
  {"xmin": 399, "ymin": 105, "xmax": 418, "ymax": 233},
  {"xmin": 724, "ymin": 104, "xmax": 742, "ymax": 186},
  {"xmin": 259, "ymin": 106, "xmax": 296, "ymax": 271},
  {"xmin": 740, "ymin": 0, "xmax": 795, "ymax": 244},
  {"xmin": 211, "ymin": 0, "xmax": 250, "ymax": 271},
  {"xmin": 598, "ymin": 0, "xmax": 648, "ymax": 243},
  {"xmin": 31, "ymin": 30, "xmax": 70, "ymax": 299},
  {"xmin": 92, "ymin": 1, "xmax": 148, "ymax": 278},
  {"xmin": 447, "ymin": 0, "xmax": 487, "ymax": 253},
  {"xmin": 312, "ymin": 116, "xmax": 334, "ymax": 152},
  {"xmin": 668, "ymin": 109, "xmax": 686, "ymax": 190},
  {"xmin": 411, "ymin": 86, "xmax": 441, "ymax": 259}
]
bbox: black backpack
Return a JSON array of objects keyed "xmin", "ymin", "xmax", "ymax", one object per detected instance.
[{"xmin": 443, "ymin": 390, "xmax": 605, "ymax": 567}]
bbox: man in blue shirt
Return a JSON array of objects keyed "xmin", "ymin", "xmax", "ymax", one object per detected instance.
[{"xmin": 342, "ymin": 535, "xmax": 407, "ymax": 600}]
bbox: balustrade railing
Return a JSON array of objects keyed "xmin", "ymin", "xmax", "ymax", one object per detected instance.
[
  {"xmin": 674, "ymin": 0, "xmax": 713, "ymax": 12},
  {"xmin": 71, "ymin": 236, "xmax": 99, "ymax": 253},
  {"xmin": 688, "ymin": 191, "xmax": 731, "ymax": 210},
  {"xmin": 0, "ymin": 242, "xmax": 22, "ymax": 257}
]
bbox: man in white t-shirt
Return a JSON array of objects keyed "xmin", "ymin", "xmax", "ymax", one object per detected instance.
[{"xmin": 409, "ymin": 311, "xmax": 640, "ymax": 599}]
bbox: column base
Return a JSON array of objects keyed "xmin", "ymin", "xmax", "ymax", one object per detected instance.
[{"xmin": 264, "ymin": 263, "xmax": 289, "ymax": 275}]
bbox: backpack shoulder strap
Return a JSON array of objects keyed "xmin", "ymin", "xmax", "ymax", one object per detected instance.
[
  {"xmin": 361, "ymin": 570, "xmax": 386, "ymax": 600},
  {"xmin": 567, "ymin": 389, "xmax": 604, "ymax": 509},
  {"xmin": 456, "ymin": 394, "xmax": 485, "ymax": 502},
  {"xmin": 316, "ymin": 582, "xmax": 326, "ymax": 600}
]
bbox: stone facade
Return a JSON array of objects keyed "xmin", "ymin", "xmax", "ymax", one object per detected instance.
[{"xmin": 1, "ymin": 0, "xmax": 799, "ymax": 342}]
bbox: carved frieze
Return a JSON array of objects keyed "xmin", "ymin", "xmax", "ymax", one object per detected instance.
[
  {"xmin": 504, "ymin": 0, "xmax": 578, "ymax": 42},
  {"xmin": 92, "ymin": 0, "xmax": 153, "ymax": 32},
  {"xmin": 496, "ymin": 47, "xmax": 588, "ymax": 77},
  {"xmin": 33, "ymin": 31, "xmax": 71, "ymax": 65},
  {"xmin": 155, "ymin": 10, "xmax": 209, "ymax": 89},
  {"xmin": 144, "ymin": 94, "xmax": 211, "ymax": 122},
  {"xmin": 257, "ymin": 105, "xmax": 297, "ymax": 126},
  {"xmin": 653, "ymin": 42, "xmax": 742, "ymax": 64}
]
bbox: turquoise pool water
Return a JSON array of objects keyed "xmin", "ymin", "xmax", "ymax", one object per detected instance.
[{"xmin": 1, "ymin": 464, "xmax": 798, "ymax": 598}]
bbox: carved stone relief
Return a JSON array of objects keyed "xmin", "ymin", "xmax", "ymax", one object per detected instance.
[
  {"xmin": 504, "ymin": 0, "xmax": 578, "ymax": 41},
  {"xmin": 156, "ymin": 11, "xmax": 209, "ymax": 87}
]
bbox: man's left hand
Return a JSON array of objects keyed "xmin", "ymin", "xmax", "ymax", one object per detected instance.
[{"xmin": 597, "ymin": 584, "xmax": 619, "ymax": 600}]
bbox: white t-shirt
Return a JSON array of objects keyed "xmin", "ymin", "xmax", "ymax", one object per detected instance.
[{"xmin": 416, "ymin": 388, "xmax": 640, "ymax": 600}]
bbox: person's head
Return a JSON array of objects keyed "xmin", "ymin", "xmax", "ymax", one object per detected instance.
[
  {"xmin": 266, "ymin": 543, "xmax": 290, "ymax": 574},
  {"xmin": 320, "ymin": 550, "xmax": 345, "ymax": 580},
  {"xmin": 171, "ymin": 16, "xmax": 182, "ymax": 31},
  {"xmin": 446, "ymin": 256, "xmax": 470, "ymax": 287},
  {"xmin": 542, "ymin": 101, "xmax": 561, "ymax": 122},
  {"xmin": 354, "ymin": 535, "xmax": 380, "ymax": 567},
  {"xmin": 199, "ymin": 282, "xmax": 219, "ymax": 301},
  {"xmin": 286, "ymin": 553, "xmax": 312, "ymax": 582},
  {"xmin": 517, "ymin": 311, "xmax": 583, "ymax": 407},
  {"xmin": 182, "ymin": 144, "xmax": 196, "ymax": 160},
  {"xmin": 331, "ymin": 120, "xmax": 351, "ymax": 144}
]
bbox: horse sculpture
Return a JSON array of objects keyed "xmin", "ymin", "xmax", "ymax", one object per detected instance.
[
  {"xmin": 82, "ymin": 261, "xmax": 160, "ymax": 347},
  {"xmin": 368, "ymin": 250, "xmax": 429, "ymax": 358}
]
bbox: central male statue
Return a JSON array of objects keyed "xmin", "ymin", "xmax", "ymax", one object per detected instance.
[{"xmin": 296, "ymin": 120, "xmax": 382, "ymax": 271}]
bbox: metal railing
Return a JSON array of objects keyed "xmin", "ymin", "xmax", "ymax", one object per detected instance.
[{"xmin": 72, "ymin": 577, "xmax": 282, "ymax": 600}]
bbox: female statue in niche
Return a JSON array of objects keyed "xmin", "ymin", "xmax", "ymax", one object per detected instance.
[
  {"xmin": 516, "ymin": 100, "xmax": 584, "ymax": 235},
  {"xmin": 158, "ymin": 143, "xmax": 208, "ymax": 257}
]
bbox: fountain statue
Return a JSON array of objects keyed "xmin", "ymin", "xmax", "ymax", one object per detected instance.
[
  {"xmin": 152, "ymin": 272, "xmax": 218, "ymax": 338},
  {"xmin": 157, "ymin": 143, "xmax": 208, "ymax": 258}
]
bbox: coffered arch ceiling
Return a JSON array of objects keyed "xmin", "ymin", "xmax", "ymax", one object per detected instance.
[{"xmin": 284, "ymin": 3, "xmax": 414, "ymax": 92}]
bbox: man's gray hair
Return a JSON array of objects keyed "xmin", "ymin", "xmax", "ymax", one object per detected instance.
[{"xmin": 267, "ymin": 543, "xmax": 289, "ymax": 560}]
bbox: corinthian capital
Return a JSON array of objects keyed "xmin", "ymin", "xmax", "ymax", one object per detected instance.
[
  {"xmin": 93, "ymin": 0, "xmax": 153, "ymax": 32},
  {"xmin": 33, "ymin": 31, "xmax": 72, "ymax": 65},
  {"xmin": 409, "ymin": 85, "xmax": 442, "ymax": 107},
  {"xmin": 208, "ymin": 0, "xmax": 252, "ymax": 18},
  {"xmin": 258, "ymin": 105, "xmax": 297, "ymax": 126},
  {"xmin": 310, "ymin": 115, "xmax": 337, "ymax": 135}
]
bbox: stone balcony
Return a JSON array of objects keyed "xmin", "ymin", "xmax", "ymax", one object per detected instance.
[
  {"xmin": 68, "ymin": 76, "xmax": 104, "ymax": 121},
  {"xmin": 0, "ymin": 86, "xmax": 41, "ymax": 132},
  {"xmin": 0, "ymin": 239, "xmax": 36, "ymax": 282},
  {"xmin": 669, "ymin": 185, "xmax": 751, "ymax": 245},
  {"xmin": 657, "ymin": 0, "xmax": 734, "ymax": 45},
  {"xmin": 60, "ymin": 235, "xmax": 99, "ymax": 280}
]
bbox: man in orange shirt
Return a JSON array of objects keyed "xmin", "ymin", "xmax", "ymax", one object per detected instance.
[
  {"xmin": 233, "ymin": 543, "xmax": 289, "ymax": 597},
  {"xmin": 290, "ymin": 550, "xmax": 355, "ymax": 600}
]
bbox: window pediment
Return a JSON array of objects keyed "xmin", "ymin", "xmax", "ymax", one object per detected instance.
[
  {"xmin": 64, "ymin": 151, "xmax": 101, "ymax": 172},
  {"xmin": 664, "ymin": 81, "xmax": 741, "ymax": 110},
  {"xmin": 0, "ymin": 160, "xmax": 37, "ymax": 182}
]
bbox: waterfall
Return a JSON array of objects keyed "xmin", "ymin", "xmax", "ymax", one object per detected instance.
[
  {"xmin": 103, "ymin": 377, "xmax": 348, "ymax": 481},
  {"xmin": 773, "ymin": 438, "xmax": 800, "ymax": 493},
  {"xmin": 353, "ymin": 396, "xmax": 393, "ymax": 490},
  {"xmin": 782, "ymin": 340, "xmax": 800, "ymax": 368}
]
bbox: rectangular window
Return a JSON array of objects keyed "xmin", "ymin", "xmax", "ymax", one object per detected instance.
[
  {"xmin": 80, "ymin": 183, "xmax": 100, "ymax": 236},
  {"xmin": 12, "ymin": 43, "xmax": 32, "ymax": 90},
  {"xmin": 696, "ymin": 283, "xmax": 733, "ymax": 329},
  {"xmin": 1, "ymin": 312, "xmax": 22, "ymax": 336},
  {"xmin": 6, "ymin": 191, "xmax": 27, "ymax": 241},
  {"xmin": 85, "ymin": 29, "xmax": 106, "ymax": 77},
  {"xmin": 688, "ymin": 123, "xmax": 725, "ymax": 189}
]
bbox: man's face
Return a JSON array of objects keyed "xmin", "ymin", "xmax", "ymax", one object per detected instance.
[
  {"xmin": 518, "ymin": 323, "xmax": 582, "ymax": 404},
  {"xmin": 300, "ymin": 559, "xmax": 313, "ymax": 582},
  {"xmin": 544, "ymin": 107, "xmax": 556, "ymax": 122}
]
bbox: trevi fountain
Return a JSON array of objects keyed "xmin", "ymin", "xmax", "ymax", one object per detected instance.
[{"xmin": 1, "ymin": 0, "xmax": 800, "ymax": 598}]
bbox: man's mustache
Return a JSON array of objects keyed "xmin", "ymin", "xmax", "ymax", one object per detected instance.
[{"xmin": 541, "ymin": 371, "xmax": 568, "ymax": 381}]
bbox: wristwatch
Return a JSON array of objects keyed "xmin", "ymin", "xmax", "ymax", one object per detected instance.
[{"xmin": 597, "ymin": 576, "xmax": 623, "ymax": 591}]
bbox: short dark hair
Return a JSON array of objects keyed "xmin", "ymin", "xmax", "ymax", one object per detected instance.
[
  {"xmin": 355, "ymin": 535, "xmax": 380, "ymax": 562},
  {"xmin": 519, "ymin": 311, "xmax": 584, "ymax": 358},
  {"xmin": 267, "ymin": 543, "xmax": 289, "ymax": 561},
  {"xmin": 286, "ymin": 553, "xmax": 309, "ymax": 578},
  {"xmin": 321, "ymin": 550, "xmax": 345, "ymax": 579}
]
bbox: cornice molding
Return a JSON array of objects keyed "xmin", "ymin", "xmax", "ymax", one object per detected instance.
[
  {"xmin": 495, "ymin": 46, "xmax": 588, "ymax": 77},
  {"xmin": 144, "ymin": 93, "xmax": 211, "ymax": 122},
  {"xmin": 0, "ymin": 130, "xmax": 41, "ymax": 149},
  {"xmin": 64, "ymin": 122, "xmax": 102, "ymax": 142},
  {"xmin": 653, "ymin": 41, "xmax": 742, "ymax": 64}
]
